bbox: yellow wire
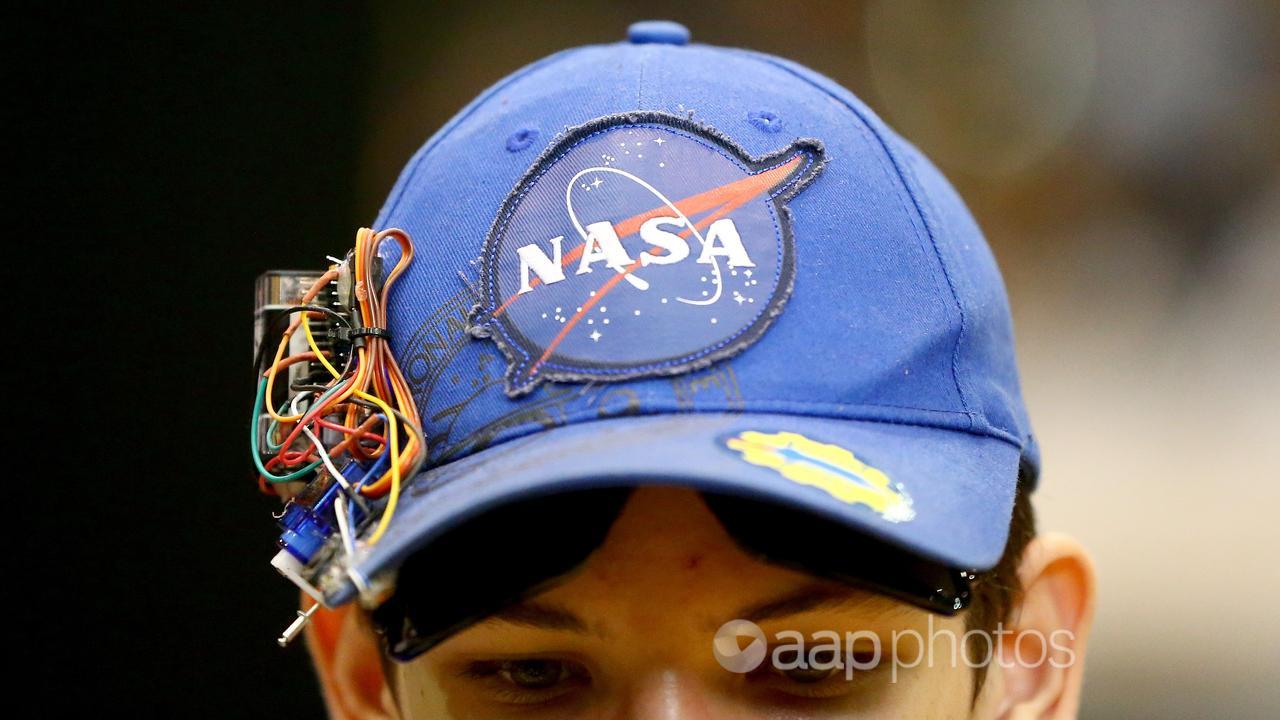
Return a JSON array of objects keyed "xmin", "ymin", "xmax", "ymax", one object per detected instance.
[
  {"xmin": 264, "ymin": 326, "xmax": 304, "ymax": 423},
  {"xmin": 257, "ymin": 228, "xmax": 416, "ymax": 548},
  {"xmin": 351, "ymin": 229, "xmax": 406, "ymax": 544},
  {"xmin": 263, "ymin": 267, "xmax": 340, "ymax": 423},
  {"xmin": 357, "ymin": 389, "xmax": 401, "ymax": 545},
  {"xmin": 301, "ymin": 312, "xmax": 343, "ymax": 380},
  {"xmin": 269, "ymin": 229, "xmax": 408, "ymax": 545}
]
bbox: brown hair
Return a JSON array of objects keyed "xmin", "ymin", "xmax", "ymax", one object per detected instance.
[{"xmin": 965, "ymin": 471, "xmax": 1037, "ymax": 695}]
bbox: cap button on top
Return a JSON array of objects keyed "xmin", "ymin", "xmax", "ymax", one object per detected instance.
[{"xmin": 627, "ymin": 20, "xmax": 691, "ymax": 46}]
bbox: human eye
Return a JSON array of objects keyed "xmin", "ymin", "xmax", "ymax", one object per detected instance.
[
  {"xmin": 460, "ymin": 657, "xmax": 591, "ymax": 705},
  {"xmin": 750, "ymin": 646, "xmax": 885, "ymax": 701}
]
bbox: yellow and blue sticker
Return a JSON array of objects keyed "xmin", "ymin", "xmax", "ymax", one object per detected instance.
[{"xmin": 724, "ymin": 430, "xmax": 915, "ymax": 523}]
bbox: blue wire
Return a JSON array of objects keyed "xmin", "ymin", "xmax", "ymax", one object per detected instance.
[{"xmin": 348, "ymin": 429, "xmax": 390, "ymax": 530}]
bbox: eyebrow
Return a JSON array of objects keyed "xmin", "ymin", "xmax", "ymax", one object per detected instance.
[
  {"xmin": 480, "ymin": 585, "xmax": 905, "ymax": 636},
  {"xmin": 483, "ymin": 600, "xmax": 593, "ymax": 635},
  {"xmin": 731, "ymin": 584, "xmax": 902, "ymax": 625}
]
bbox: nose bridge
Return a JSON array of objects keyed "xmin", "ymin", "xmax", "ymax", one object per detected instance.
[{"xmin": 613, "ymin": 669, "xmax": 716, "ymax": 720}]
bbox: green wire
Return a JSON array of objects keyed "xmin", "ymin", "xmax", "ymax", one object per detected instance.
[
  {"xmin": 263, "ymin": 379, "xmax": 347, "ymax": 453},
  {"xmin": 250, "ymin": 377, "xmax": 321, "ymax": 483},
  {"xmin": 265, "ymin": 415, "xmax": 285, "ymax": 453}
]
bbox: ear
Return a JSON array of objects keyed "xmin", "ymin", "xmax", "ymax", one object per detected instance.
[
  {"xmin": 303, "ymin": 596, "xmax": 399, "ymax": 719},
  {"xmin": 995, "ymin": 533, "xmax": 1097, "ymax": 719}
]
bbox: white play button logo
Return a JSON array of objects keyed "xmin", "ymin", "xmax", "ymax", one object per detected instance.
[{"xmin": 712, "ymin": 619, "xmax": 767, "ymax": 673}]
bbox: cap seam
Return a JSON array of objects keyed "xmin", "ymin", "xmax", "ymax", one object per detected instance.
[
  {"xmin": 726, "ymin": 49, "xmax": 979, "ymax": 431},
  {"xmin": 636, "ymin": 44, "xmax": 648, "ymax": 107},
  {"xmin": 890, "ymin": 151, "xmax": 987, "ymax": 433}
]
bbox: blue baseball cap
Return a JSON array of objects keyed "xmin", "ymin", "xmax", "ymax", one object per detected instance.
[{"xmin": 323, "ymin": 21, "xmax": 1038, "ymax": 608}]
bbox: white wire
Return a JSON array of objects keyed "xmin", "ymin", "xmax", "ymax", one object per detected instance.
[
  {"xmin": 288, "ymin": 392, "xmax": 354, "ymax": 491},
  {"xmin": 334, "ymin": 494, "xmax": 356, "ymax": 559},
  {"xmin": 300, "ymin": 415, "xmax": 356, "ymax": 559},
  {"xmin": 301, "ymin": 424, "xmax": 352, "ymax": 492}
]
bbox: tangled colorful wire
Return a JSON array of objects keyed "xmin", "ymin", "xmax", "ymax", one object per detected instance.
[{"xmin": 251, "ymin": 227, "xmax": 425, "ymax": 546}]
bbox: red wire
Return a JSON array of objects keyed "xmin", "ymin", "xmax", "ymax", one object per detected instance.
[{"xmin": 314, "ymin": 418, "xmax": 385, "ymax": 444}]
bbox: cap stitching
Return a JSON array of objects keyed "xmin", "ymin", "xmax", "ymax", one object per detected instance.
[
  {"xmin": 728, "ymin": 49, "xmax": 979, "ymax": 430},
  {"xmin": 891, "ymin": 151, "xmax": 985, "ymax": 432},
  {"xmin": 636, "ymin": 44, "xmax": 648, "ymax": 108}
]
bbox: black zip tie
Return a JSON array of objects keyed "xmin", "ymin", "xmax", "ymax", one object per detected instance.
[
  {"xmin": 349, "ymin": 327, "xmax": 391, "ymax": 340},
  {"xmin": 327, "ymin": 326, "xmax": 390, "ymax": 349}
]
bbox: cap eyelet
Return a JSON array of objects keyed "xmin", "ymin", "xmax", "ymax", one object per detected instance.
[
  {"xmin": 505, "ymin": 127, "xmax": 540, "ymax": 152},
  {"xmin": 747, "ymin": 110, "xmax": 783, "ymax": 134}
]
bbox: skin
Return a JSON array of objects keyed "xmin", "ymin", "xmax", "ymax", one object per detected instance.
[{"xmin": 308, "ymin": 486, "xmax": 1095, "ymax": 719}]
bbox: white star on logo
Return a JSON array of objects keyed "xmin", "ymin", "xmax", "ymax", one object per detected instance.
[
  {"xmin": 591, "ymin": 178, "xmax": 603, "ymax": 188},
  {"xmin": 653, "ymin": 137, "xmax": 666, "ymax": 145},
  {"xmin": 589, "ymin": 330, "xmax": 602, "ymax": 342}
]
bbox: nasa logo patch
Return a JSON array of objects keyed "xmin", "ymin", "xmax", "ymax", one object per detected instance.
[{"xmin": 468, "ymin": 112, "xmax": 825, "ymax": 396}]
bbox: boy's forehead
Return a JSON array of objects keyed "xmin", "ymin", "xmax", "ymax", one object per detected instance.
[
  {"xmin": 526, "ymin": 486, "xmax": 905, "ymax": 622},
  {"xmin": 539, "ymin": 486, "xmax": 787, "ymax": 603},
  {"xmin": 602, "ymin": 485, "xmax": 744, "ymax": 548}
]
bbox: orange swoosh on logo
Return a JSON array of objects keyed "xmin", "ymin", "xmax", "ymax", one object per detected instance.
[
  {"xmin": 522, "ymin": 153, "xmax": 808, "ymax": 377},
  {"xmin": 493, "ymin": 153, "xmax": 806, "ymax": 319}
]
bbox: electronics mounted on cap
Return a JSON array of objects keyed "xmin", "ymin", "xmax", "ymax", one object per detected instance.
[{"xmin": 251, "ymin": 228, "xmax": 425, "ymax": 647}]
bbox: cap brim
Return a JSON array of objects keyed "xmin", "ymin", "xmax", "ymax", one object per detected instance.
[{"xmin": 328, "ymin": 413, "xmax": 1020, "ymax": 606}]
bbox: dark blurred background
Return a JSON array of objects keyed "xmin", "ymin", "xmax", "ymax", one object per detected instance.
[{"xmin": 25, "ymin": 1, "xmax": 1278, "ymax": 717}]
